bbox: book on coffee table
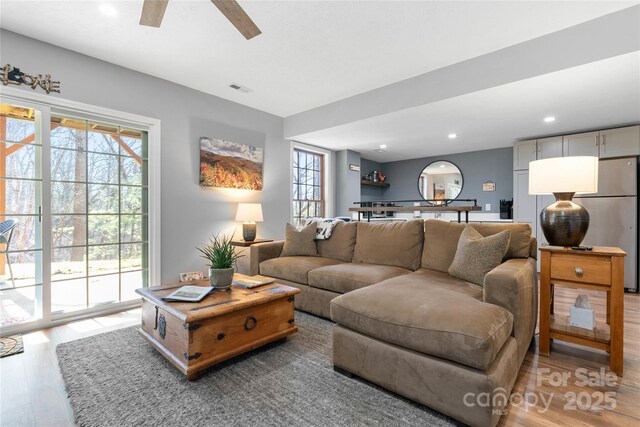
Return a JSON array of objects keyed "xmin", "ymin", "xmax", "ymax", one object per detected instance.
[
  {"xmin": 232, "ymin": 274, "xmax": 275, "ymax": 289},
  {"xmin": 162, "ymin": 285, "xmax": 213, "ymax": 302}
]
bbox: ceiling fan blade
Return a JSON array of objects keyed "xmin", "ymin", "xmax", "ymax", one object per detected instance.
[
  {"xmin": 140, "ymin": 0, "xmax": 169, "ymax": 28},
  {"xmin": 210, "ymin": 0, "xmax": 262, "ymax": 40}
]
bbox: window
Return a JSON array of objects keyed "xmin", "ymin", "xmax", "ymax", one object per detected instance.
[{"xmin": 292, "ymin": 148, "xmax": 324, "ymax": 225}]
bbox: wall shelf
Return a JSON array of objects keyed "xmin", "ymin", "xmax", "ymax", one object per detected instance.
[{"xmin": 361, "ymin": 180, "xmax": 389, "ymax": 188}]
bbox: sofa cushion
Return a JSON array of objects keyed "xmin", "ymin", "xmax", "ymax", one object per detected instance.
[
  {"xmin": 422, "ymin": 220, "xmax": 532, "ymax": 273},
  {"xmin": 473, "ymin": 223, "xmax": 531, "ymax": 259},
  {"xmin": 448, "ymin": 227, "xmax": 511, "ymax": 286},
  {"xmin": 316, "ymin": 222, "xmax": 357, "ymax": 262},
  {"xmin": 259, "ymin": 256, "xmax": 342, "ymax": 285},
  {"xmin": 281, "ymin": 222, "xmax": 318, "ymax": 257},
  {"xmin": 352, "ymin": 220, "xmax": 424, "ymax": 270},
  {"xmin": 402, "ymin": 269, "xmax": 484, "ymax": 300},
  {"xmin": 308, "ymin": 263, "xmax": 411, "ymax": 294},
  {"xmin": 330, "ymin": 279, "xmax": 514, "ymax": 370}
]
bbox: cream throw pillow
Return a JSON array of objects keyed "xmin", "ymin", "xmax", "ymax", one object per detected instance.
[
  {"xmin": 280, "ymin": 222, "xmax": 318, "ymax": 257},
  {"xmin": 448, "ymin": 226, "xmax": 511, "ymax": 286}
]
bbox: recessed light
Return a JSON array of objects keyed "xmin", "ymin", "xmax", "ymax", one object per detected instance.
[
  {"xmin": 440, "ymin": 164, "xmax": 446, "ymax": 168},
  {"xmin": 379, "ymin": 144, "xmax": 387, "ymax": 149},
  {"xmin": 99, "ymin": 4, "xmax": 117, "ymax": 16},
  {"xmin": 448, "ymin": 133, "xmax": 457, "ymax": 139},
  {"xmin": 544, "ymin": 116, "xmax": 556, "ymax": 123}
]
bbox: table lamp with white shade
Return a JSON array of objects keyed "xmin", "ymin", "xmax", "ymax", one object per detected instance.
[
  {"xmin": 236, "ymin": 203, "xmax": 263, "ymax": 241},
  {"xmin": 529, "ymin": 156, "xmax": 599, "ymax": 247}
]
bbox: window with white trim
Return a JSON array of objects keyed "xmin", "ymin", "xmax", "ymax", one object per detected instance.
[{"xmin": 292, "ymin": 148, "xmax": 325, "ymax": 225}]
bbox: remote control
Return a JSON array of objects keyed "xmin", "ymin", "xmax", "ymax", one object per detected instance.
[{"xmin": 571, "ymin": 246, "xmax": 593, "ymax": 251}]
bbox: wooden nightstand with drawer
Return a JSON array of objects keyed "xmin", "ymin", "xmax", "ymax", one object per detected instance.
[{"xmin": 539, "ymin": 246, "xmax": 626, "ymax": 375}]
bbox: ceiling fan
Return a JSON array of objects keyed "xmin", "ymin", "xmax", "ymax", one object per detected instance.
[{"xmin": 139, "ymin": 0, "xmax": 261, "ymax": 40}]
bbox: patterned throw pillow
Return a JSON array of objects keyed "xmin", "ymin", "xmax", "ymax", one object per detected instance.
[
  {"xmin": 304, "ymin": 217, "xmax": 345, "ymax": 240},
  {"xmin": 281, "ymin": 222, "xmax": 319, "ymax": 257},
  {"xmin": 448, "ymin": 226, "xmax": 511, "ymax": 286}
]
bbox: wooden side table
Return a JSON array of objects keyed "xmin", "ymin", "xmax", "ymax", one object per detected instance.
[
  {"xmin": 231, "ymin": 239, "xmax": 275, "ymax": 275},
  {"xmin": 539, "ymin": 246, "xmax": 626, "ymax": 375},
  {"xmin": 231, "ymin": 239, "xmax": 274, "ymax": 247}
]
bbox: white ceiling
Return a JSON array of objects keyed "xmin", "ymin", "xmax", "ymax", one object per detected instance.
[
  {"xmin": 0, "ymin": 1, "xmax": 637, "ymax": 117},
  {"xmin": 296, "ymin": 52, "xmax": 640, "ymax": 162}
]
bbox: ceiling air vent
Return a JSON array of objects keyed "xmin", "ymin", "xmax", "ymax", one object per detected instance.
[{"xmin": 229, "ymin": 83, "xmax": 253, "ymax": 93}]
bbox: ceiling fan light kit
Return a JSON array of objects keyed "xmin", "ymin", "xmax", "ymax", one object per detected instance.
[{"xmin": 139, "ymin": 0, "xmax": 261, "ymax": 40}]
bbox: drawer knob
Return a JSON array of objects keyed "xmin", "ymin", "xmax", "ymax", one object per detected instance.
[{"xmin": 575, "ymin": 267, "xmax": 584, "ymax": 277}]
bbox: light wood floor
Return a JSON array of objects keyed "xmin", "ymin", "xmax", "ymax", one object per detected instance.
[
  {"xmin": 0, "ymin": 288, "xmax": 638, "ymax": 427},
  {"xmin": 500, "ymin": 288, "xmax": 640, "ymax": 427}
]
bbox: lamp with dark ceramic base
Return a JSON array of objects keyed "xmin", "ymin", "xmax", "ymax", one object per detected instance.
[
  {"xmin": 530, "ymin": 156, "xmax": 599, "ymax": 247},
  {"xmin": 540, "ymin": 192, "xmax": 590, "ymax": 247}
]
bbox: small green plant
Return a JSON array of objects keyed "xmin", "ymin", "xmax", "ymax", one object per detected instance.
[{"xmin": 197, "ymin": 232, "xmax": 243, "ymax": 269}]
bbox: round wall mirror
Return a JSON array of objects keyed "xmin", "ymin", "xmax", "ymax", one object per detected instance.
[{"xmin": 417, "ymin": 161, "xmax": 463, "ymax": 205}]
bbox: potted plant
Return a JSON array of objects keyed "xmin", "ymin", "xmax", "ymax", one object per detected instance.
[{"xmin": 197, "ymin": 232, "xmax": 243, "ymax": 291}]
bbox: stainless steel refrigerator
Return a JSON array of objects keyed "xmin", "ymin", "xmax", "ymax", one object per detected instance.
[{"xmin": 575, "ymin": 157, "xmax": 638, "ymax": 291}]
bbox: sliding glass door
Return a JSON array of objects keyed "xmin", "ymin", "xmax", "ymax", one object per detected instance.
[{"xmin": 0, "ymin": 97, "xmax": 150, "ymax": 332}]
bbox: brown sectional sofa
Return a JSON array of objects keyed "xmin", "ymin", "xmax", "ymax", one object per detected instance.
[{"xmin": 250, "ymin": 219, "xmax": 538, "ymax": 427}]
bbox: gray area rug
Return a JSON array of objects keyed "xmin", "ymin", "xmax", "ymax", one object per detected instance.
[{"xmin": 57, "ymin": 311, "xmax": 457, "ymax": 427}]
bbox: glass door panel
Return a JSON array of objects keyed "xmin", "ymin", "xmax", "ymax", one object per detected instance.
[
  {"xmin": 50, "ymin": 116, "xmax": 88, "ymax": 315},
  {"xmin": 0, "ymin": 102, "xmax": 44, "ymax": 327},
  {"xmin": 50, "ymin": 116, "xmax": 149, "ymax": 316}
]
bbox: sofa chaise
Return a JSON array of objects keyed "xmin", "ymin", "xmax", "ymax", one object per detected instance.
[{"xmin": 250, "ymin": 219, "xmax": 538, "ymax": 427}]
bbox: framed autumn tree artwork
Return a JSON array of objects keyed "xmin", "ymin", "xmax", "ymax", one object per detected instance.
[{"xmin": 199, "ymin": 137, "xmax": 263, "ymax": 190}]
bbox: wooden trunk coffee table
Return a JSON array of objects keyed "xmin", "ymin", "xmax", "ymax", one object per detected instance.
[{"xmin": 136, "ymin": 280, "xmax": 300, "ymax": 380}]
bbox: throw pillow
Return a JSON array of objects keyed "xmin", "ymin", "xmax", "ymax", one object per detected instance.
[
  {"xmin": 304, "ymin": 217, "xmax": 344, "ymax": 240},
  {"xmin": 448, "ymin": 226, "xmax": 511, "ymax": 286},
  {"xmin": 280, "ymin": 222, "xmax": 319, "ymax": 257}
]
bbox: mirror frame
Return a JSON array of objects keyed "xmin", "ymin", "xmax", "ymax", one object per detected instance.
[{"xmin": 416, "ymin": 160, "xmax": 464, "ymax": 205}]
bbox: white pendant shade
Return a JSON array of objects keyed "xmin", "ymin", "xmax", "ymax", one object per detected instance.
[
  {"xmin": 235, "ymin": 203, "xmax": 263, "ymax": 222},
  {"xmin": 529, "ymin": 156, "xmax": 598, "ymax": 195}
]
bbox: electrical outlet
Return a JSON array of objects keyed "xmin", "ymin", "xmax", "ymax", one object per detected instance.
[{"xmin": 485, "ymin": 203, "xmax": 491, "ymax": 211}]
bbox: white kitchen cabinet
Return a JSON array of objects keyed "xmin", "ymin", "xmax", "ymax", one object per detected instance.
[
  {"xmin": 513, "ymin": 170, "xmax": 541, "ymax": 271},
  {"xmin": 599, "ymin": 125, "xmax": 640, "ymax": 158},
  {"xmin": 513, "ymin": 170, "xmax": 537, "ymax": 227},
  {"xmin": 535, "ymin": 195, "xmax": 556, "ymax": 247},
  {"xmin": 514, "ymin": 140, "xmax": 537, "ymax": 170},
  {"xmin": 535, "ymin": 194, "xmax": 556, "ymax": 271},
  {"xmin": 537, "ymin": 136, "xmax": 563, "ymax": 159},
  {"xmin": 563, "ymin": 131, "xmax": 599, "ymax": 157}
]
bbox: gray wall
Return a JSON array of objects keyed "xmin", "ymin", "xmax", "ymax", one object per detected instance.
[
  {"xmin": 335, "ymin": 150, "xmax": 361, "ymax": 216},
  {"xmin": 360, "ymin": 158, "xmax": 386, "ymax": 202},
  {"xmin": 380, "ymin": 147, "xmax": 513, "ymax": 212},
  {"xmin": 0, "ymin": 30, "xmax": 290, "ymax": 283},
  {"xmin": 361, "ymin": 158, "xmax": 382, "ymax": 176}
]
